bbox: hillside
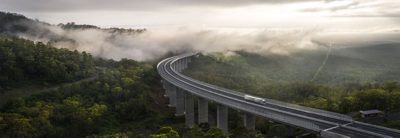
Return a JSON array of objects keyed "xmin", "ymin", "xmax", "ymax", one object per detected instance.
[
  {"xmin": 185, "ymin": 43, "xmax": 400, "ymax": 86},
  {"xmin": 0, "ymin": 11, "xmax": 149, "ymax": 60},
  {"xmin": 0, "ymin": 36, "xmax": 173, "ymax": 137},
  {"xmin": 0, "ymin": 12, "xmax": 146, "ymax": 38},
  {"xmin": 184, "ymin": 47, "xmax": 400, "ymax": 129},
  {"xmin": 0, "ymin": 13, "xmax": 270, "ymax": 137}
]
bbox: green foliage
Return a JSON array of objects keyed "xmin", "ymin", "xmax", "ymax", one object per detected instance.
[
  {"xmin": 385, "ymin": 120, "xmax": 400, "ymax": 130},
  {"xmin": 340, "ymin": 88, "xmax": 400, "ymax": 112},
  {"xmin": 0, "ymin": 113, "xmax": 35, "ymax": 137},
  {"xmin": 204, "ymin": 127, "xmax": 227, "ymax": 138},
  {"xmin": 183, "ymin": 126, "xmax": 205, "ymax": 138},
  {"xmin": 58, "ymin": 22, "xmax": 100, "ymax": 30},
  {"xmin": 229, "ymin": 126, "xmax": 253, "ymax": 138},
  {"xmin": 150, "ymin": 126, "xmax": 180, "ymax": 138},
  {"xmin": 0, "ymin": 36, "xmax": 95, "ymax": 89},
  {"xmin": 0, "ymin": 12, "xmax": 30, "ymax": 34},
  {"xmin": 267, "ymin": 124, "xmax": 287, "ymax": 137},
  {"xmin": 0, "ymin": 36, "xmax": 167, "ymax": 137}
]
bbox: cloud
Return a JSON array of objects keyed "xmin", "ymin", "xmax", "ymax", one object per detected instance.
[
  {"xmin": 0, "ymin": 0, "xmax": 318, "ymax": 12},
  {"xmin": 15, "ymin": 21, "xmax": 321, "ymax": 61},
  {"xmin": 301, "ymin": 1, "xmax": 359, "ymax": 12},
  {"xmin": 300, "ymin": 0, "xmax": 400, "ymax": 17}
]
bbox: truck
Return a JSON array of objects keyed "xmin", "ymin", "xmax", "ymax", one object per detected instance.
[{"xmin": 244, "ymin": 95, "xmax": 267, "ymax": 104}]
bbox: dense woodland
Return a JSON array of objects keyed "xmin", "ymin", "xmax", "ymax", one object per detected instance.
[
  {"xmin": 0, "ymin": 36, "xmax": 95, "ymax": 90},
  {"xmin": 0, "ymin": 36, "xmax": 285, "ymax": 137}
]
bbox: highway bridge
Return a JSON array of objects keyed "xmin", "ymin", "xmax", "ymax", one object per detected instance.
[{"xmin": 157, "ymin": 53, "xmax": 400, "ymax": 138}]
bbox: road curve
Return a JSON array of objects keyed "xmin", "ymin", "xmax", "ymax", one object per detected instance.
[{"xmin": 157, "ymin": 53, "xmax": 400, "ymax": 138}]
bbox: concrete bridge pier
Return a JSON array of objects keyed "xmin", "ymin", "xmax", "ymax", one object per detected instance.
[
  {"xmin": 198, "ymin": 97, "xmax": 209, "ymax": 124},
  {"xmin": 177, "ymin": 61, "xmax": 181, "ymax": 72},
  {"xmin": 163, "ymin": 81, "xmax": 171, "ymax": 97},
  {"xmin": 175, "ymin": 88, "xmax": 185, "ymax": 116},
  {"xmin": 185, "ymin": 92, "xmax": 195, "ymax": 127},
  {"xmin": 173, "ymin": 62, "xmax": 177, "ymax": 70},
  {"xmin": 179, "ymin": 60, "xmax": 183, "ymax": 71},
  {"xmin": 183, "ymin": 58, "xmax": 188, "ymax": 69},
  {"xmin": 168, "ymin": 85, "xmax": 177, "ymax": 107},
  {"xmin": 181, "ymin": 59, "xmax": 186, "ymax": 71},
  {"xmin": 243, "ymin": 112, "xmax": 256, "ymax": 130},
  {"xmin": 162, "ymin": 79, "xmax": 166, "ymax": 89},
  {"xmin": 217, "ymin": 104, "xmax": 229, "ymax": 134},
  {"xmin": 287, "ymin": 126, "xmax": 295, "ymax": 137},
  {"xmin": 175, "ymin": 62, "xmax": 180, "ymax": 72}
]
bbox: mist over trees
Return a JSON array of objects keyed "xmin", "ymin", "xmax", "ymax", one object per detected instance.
[
  {"xmin": 1, "ymin": 11, "xmax": 400, "ymax": 137},
  {"xmin": 0, "ymin": 35, "xmax": 168, "ymax": 137},
  {"xmin": 0, "ymin": 36, "xmax": 95, "ymax": 90},
  {"xmin": 1, "ymin": 35, "xmax": 271, "ymax": 137}
]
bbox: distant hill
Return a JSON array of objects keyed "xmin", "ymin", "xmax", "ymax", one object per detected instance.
[
  {"xmin": 0, "ymin": 11, "xmax": 148, "ymax": 60},
  {"xmin": 0, "ymin": 11, "xmax": 146, "ymax": 37},
  {"xmin": 0, "ymin": 11, "xmax": 145, "ymax": 43},
  {"xmin": 186, "ymin": 42, "xmax": 400, "ymax": 86}
]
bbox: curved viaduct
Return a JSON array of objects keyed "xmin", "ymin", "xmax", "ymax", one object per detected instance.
[{"xmin": 157, "ymin": 53, "xmax": 400, "ymax": 138}]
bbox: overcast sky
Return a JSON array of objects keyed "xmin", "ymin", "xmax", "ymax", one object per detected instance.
[{"xmin": 1, "ymin": 0, "xmax": 399, "ymax": 32}]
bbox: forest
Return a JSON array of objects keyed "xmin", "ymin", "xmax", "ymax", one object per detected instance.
[
  {"xmin": 0, "ymin": 12, "xmax": 293, "ymax": 137},
  {"xmin": 0, "ymin": 36, "xmax": 285, "ymax": 137}
]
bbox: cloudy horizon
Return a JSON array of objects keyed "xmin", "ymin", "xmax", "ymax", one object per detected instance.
[{"xmin": 1, "ymin": 0, "xmax": 399, "ymax": 32}]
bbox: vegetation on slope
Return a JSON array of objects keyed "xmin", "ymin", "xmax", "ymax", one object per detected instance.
[
  {"xmin": 0, "ymin": 36, "xmax": 272, "ymax": 138},
  {"xmin": 0, "ymin": 36, "xmax": 95, "ymax": 90},
  {"xmin": 0, "ymin": 36, "xmax": 159, "ymax": 137}
]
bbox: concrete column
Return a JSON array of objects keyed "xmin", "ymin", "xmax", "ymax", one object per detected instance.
[
  {"xmin": 243, "ymin": 112, "xmax": 256, "ymax": 130},
  {"xmin": 180, "ymin": 60, "xmax": 184, "ymax": 71},
  {"xmin": 177, "ymin": 61, "xmax": 181, "ymax": 72},
  {"xmin": 181, "ymin": 59, "xmax": 185, "ymax": 70},
  {"xmin": 180, "ymin": 59, "xmax": 184, "ymax": 71},
  {"xmin": 162, "ymin": 79, "xmax": 166, "ymax": 89},
  {"xmin": 186, "ymin": 58, "xmax": 190, "ymax": 68},
  {"xmin": 175, "ymin": 88, "xmax": 185, "ymax": 116},
  {"xmin": 287, "ymin": 126, "xmax": 294, "ymax": 137},
  {"xmin": 164, "ymin": 81, "xmax": 169, "ymax": 97},
  {"xmin": 183, "ymin": 58, "xmax": 187, "ymax": 69},
  {"xmin": 217, "ymin": 104, "xmax": 228, "ymax": 133},
  {"xmin": 198, "ymin": 97, "xmax": 209, "ymax": 124},
  {"xmin": 176, "ymin": 62, "xmax": 180, "ymax": 71},
  {"xmin": 185, "ymin": 93, "xmax": 195, "ymax": 127},
  {"xmin": 168, "ymin": 85, "xmax": 177, "ymax": 107}
]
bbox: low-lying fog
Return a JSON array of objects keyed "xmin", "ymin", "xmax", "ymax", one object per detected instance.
[{"xmin": 6, "ymin": 17, "xmax": 398, "ymax": 61}]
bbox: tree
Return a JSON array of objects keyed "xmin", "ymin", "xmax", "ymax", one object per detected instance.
[
  {"xmin": 205, "ymin": 127, "xmax": 227, "ymax": 138},
  {"xmin": 183, "ymin": 126, "xmax": 205, "ymax": 138},
  {"xmin": 0, "ymin": 113, "xmax": 35, "ymax": 137},
  {"xmin": 150, "ymin": 126, "xmax": 179, "ymax": 138}
]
